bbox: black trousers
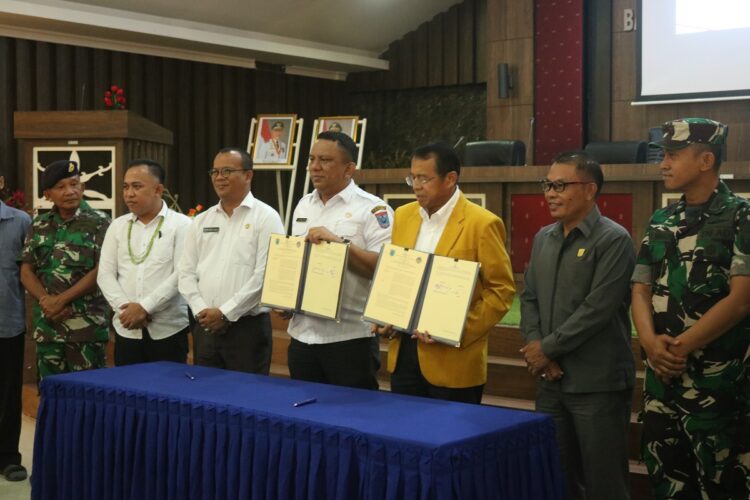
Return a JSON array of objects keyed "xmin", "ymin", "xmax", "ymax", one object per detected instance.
[
  {"xmin": 288, "ymin": 337, "xmax": 378, "ymax": 390},
  {"xmin": 193, "ymin": 313, "xmax": 272, "ymax": 375},
  {"xmin": 0, "ymin": 333, "xmax": 24, "ymax": 468},
  {"xmin": 114, "ymin": 326, "xmax": 189, "ymax": 366},
  {"xmin": 391, "ymin": 334, "xmax": 484, "ymax": 404}
]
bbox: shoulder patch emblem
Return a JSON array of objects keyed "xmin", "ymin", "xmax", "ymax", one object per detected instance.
[{"xmin": 373, "ymin": 207, "xmax": 390, "ymax": 229}]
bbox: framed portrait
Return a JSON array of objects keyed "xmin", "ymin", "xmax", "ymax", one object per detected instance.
[
  {"xmin": 251, "ymin": 114, "xmax": 297, "ymax": 168},
  {"xmin": 316, "ymin": 116, "xmax": 359, "ymax": 140},
  {"xmin": 383, "ymin": 193, "xmax": 486, "ymax": 211}
]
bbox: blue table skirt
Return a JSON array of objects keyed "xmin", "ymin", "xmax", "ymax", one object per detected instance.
[{"xmin": 32, "ymin": 362, "xmax": 563, "ymax": 500}]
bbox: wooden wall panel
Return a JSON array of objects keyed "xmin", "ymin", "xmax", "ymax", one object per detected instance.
[
  {"xmin": 458, "ymin": 0, "xmax": 476, "ymax": 85},
  {"xmin": 348, "ymin": 0, "xmax": 484, "ymax": 91},
  {"xmin": 474, "ymin": 0, "xmax": 487, "ymax": 83},
  {"xmin": 485, "ymin": 0, "xmax": 535, "ymax": 162},
  {"xmin": 443, "ymin": 6, "xmax": 459, "ymax": 86},
  {"xmin": 0, "ymin": 36, "xmax": 347, "ymax": 211}
]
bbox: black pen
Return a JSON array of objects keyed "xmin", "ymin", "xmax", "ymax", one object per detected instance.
[
  {"xmin": 185, "ymin": 371, "xmax": 195, "ymax": 380},
  {"xmin": 293, "ymin": 398, "xmax": 317, "ymax": 407}
]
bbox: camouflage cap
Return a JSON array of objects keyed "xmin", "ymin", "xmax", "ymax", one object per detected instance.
[
  {"xmin": 649, "ymin": 118, "xmax": 728, "ymax": 150},
  {"xmin": 41, "ymin": 160, "xmax": 79, "ymax": 191}
]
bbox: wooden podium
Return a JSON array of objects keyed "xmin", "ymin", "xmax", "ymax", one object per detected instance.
[{"xmin": 14, "ymin": 111, "xmax": 173, "ymax": 217}]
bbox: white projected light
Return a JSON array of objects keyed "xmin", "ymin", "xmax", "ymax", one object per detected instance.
[
  {"xmin": 638, "ymin": 0, "xmax": 750, "ymax": 103},
  {"xmin": 677, "ymin": 0, "xmax": 750, "ymax": 34}
]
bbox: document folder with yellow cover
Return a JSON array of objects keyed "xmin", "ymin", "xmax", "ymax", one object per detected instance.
[
  {"xmin": 260, "ymin": 234, "xmax": 349, "ymax": 321},
  {"xmin": 363, "ymin": 243, "xmax": 480, "ymax": 347}
]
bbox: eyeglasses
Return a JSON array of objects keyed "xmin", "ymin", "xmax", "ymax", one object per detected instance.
[
  {"xmin": 539, "ymin": 179, "xmax": 592, "ymax": 193},
  {"xmin": 405, "ymin": 175, "xmax": 436, "ymax": 187},
  {"xmin": 208, "ymin": 167, "xmax": 246, "ymax": 178}
]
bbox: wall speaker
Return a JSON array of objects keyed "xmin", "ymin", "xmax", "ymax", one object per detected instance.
[{"xmin": 497, "ymin": 63, "xmax": 512, "ymax": 99}]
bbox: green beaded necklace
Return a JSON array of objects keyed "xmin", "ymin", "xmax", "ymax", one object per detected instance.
[{"xmin": 127, "ymin": 216, "xmax": 165, "ymax": 265}]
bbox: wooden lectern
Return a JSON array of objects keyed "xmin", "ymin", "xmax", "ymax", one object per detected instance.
[{"xmin": 14, "ymin": 111, "xmax": 173, "ymax": 217}]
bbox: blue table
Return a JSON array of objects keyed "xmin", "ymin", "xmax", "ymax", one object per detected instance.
[{"xmin": 32, "ymin": 362, "xmax": 563, "ymax": 500}]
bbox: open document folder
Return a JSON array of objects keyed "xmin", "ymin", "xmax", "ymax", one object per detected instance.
[
  {"xmin": 363, "ymin": 243, "xmax": 480, "ymax": 347},
  {"xmin": 260, "ymin": 234, "xmax": 349, "ymax": 321}
]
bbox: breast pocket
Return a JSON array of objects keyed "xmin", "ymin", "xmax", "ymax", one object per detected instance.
[
  {"xmin": 59, "ymin": 243, "xmax": 96, "ymax": 269},
  {"xmin": 149, "ymin": 231, "xmax": 176, "ymax": 264},
  {"xmin": 688, "ymin": 247, "xmax": 731, "ymax": 296},
  {"xmin": 335, "ymin": 221, "xmax": 361, "ymax": 246},
  {"xmin": 234, "ymin": 227, "xmax": 259, "ymax": 267},
  {"xmin": 645, "ymin": 228, "xmax": 677, "ymax": 283},
  {"xmin": 291, "ymin": 220, "xmax": 308, "ymax": 237}
]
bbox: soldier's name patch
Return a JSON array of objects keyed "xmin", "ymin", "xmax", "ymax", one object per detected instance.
[
  {"xmin": 702, "ymin": 227, "xmax": 732, "ymax": 240},
  {"xmin": 203, "ymin": 227, "xmax": 220, "ymax": 233},
  {"xmin": 295, "ymin": 217, "xmax": 307, "ymax": 222}
]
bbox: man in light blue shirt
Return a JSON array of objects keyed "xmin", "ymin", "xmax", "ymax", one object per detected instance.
[{"xmin": 0, "ymin": 171, "xmax": 32, "ymax": 482}]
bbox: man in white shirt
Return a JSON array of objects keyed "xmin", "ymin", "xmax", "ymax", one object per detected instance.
[
  {"xmin": 97, "ymin": 159, "xmax": 192, "ymax": 365},
  {"xmin": 286, "ymin": 131, "xmax": 392, "ymax": 389},
  {"xmin": 257, "ymin": 121, "xmax": 288, "ymax": 164},
  {"xmin": 178, "ymin": 147, "xmax": 284, "ymax": 374}
]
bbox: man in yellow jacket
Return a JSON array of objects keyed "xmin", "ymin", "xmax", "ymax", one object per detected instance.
[{"xmin": 379, "ymin": 143, "xmax": 515, "ymax": 403}]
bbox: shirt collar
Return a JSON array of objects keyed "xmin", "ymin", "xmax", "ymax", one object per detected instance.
[
  {"xmin": 313, "ymin": 180, "xmax": 356, "ymax": 206},
  {"xmin": 668, "ymin": 180, "xmax": 730, "ymax": 217},
  {"xmin": 552, "ymin": 204, "xmax": 601, "ymax": 238},
  {"xmin": 0, "ymin": 200, "xmax": 10, "ymax": 220},
  {"xmin": 215, "ymin": 191, "xmax": 256, "ymax": 215},
  {"xmin": 129, "ymin": 200, "xmax": 168, "ymax": 224},
  {"xmin": 419, "ymin": 186, "xmax": 461, "ymax": 222}
]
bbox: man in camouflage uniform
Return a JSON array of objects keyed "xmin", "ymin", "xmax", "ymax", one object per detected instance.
[
  {"xmin": 20, "ymin": 159, "xmax": 110, "ymax": 380},
  {"xmin": 631, "ymin": 118, "xmax": 750, "ymax": 499}
]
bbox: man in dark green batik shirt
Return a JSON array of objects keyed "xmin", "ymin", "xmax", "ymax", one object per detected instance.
[
  {"xmin": 20, "ymin": 159, "xmax": 110, "ymax": 381},
  {"xmin": 520, "ymin": 152, "xmax": 635, "ymax": 500},
  {"xmin": 631, "ymin": 118, "xmax": 750, "ymax": 499}
]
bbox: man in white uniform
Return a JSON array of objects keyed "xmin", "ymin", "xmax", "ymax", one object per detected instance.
[
  {"xmin": 98, "ymin": 159, "xmax": 192, "ymax": 364},
  {"xmin": 178, "ymin": 147, "xmax": 284, "ymax": 374},
  {"xmin": 286, "ymin": 131, "xmax": 393, "ymax": 389},
  {"xmin": 257, "ymin": 121, "xmax": 288, "ymax": 163}
]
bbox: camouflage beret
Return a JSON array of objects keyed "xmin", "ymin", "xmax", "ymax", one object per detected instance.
[
  {"xmin": 41, "ymin": 160, "xmax": 79, "ymax": 191},
  {"xmin": 649, "ymin": 118, "xmax": 728, "ymax": 150}
]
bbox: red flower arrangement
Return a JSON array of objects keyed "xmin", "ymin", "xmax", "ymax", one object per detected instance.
[
  {"xmin": 104, "ymin": 85, "xmax": 127, "ymax": 109},
  {"xmin": 1, "ymin": 188, "xmax": 26, "ymax": 210},
  {"xmin": 187, "ymin": 204, "xmax": 204, "ymax": 217}
]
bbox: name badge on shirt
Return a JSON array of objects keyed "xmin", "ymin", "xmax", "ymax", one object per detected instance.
[
  {"xmin": 203, "ymin": 227, "xmax": 220, "ymax": 233},
  {"xmin": 295, "ymin": 217, "xmax": 307, "ymax": 222}
]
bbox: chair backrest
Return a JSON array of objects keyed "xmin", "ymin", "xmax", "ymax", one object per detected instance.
[
  {"xmin": 462, "ymin": 140, "xmax": 526, "ymax": 166},
  {"xmin": 583, "ymin": 141, "xmax": 647, "ymax": 164},
  {"xmin": 646, "ymin": 127, "xmax": 664, "ymax": 164}
]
